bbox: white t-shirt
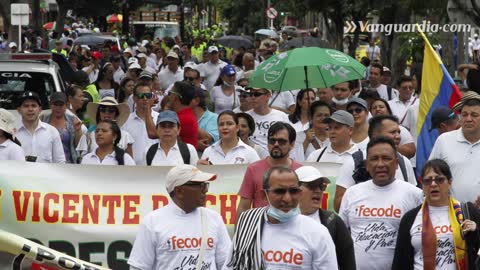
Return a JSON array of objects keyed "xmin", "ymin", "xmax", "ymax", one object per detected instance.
[
  {"xmin": 353, "ymin": 137, "xmax": 369, "ymax": 152},
  {"xmin": 128, "ymin": 202, "xmax": 231, "ymax": 270},
  {"xmin": 366, "ymin": 45, "xmax": 381, "ymax": 60},
  {"xmin": 80, "ymin": 149, "xmax": 136, "ymax": 165},
  {"xmin": 223, "ymin": 214, "xmax": 338, "ymax": 270},
  {"xmin": 0, "ymin": 139, "xmax": 25, "ymax": 161},
  {"xmin": 76, "ymin": 129, "xmax": 134, "ymax": 157},
  {"xmin": 290, "ymin": 120, "xmax": 310, "ymax": 133},
  {"xmin": 247, "ymin": 109, "xmax": 290, "ymax": 151},
  {"xmin": 201, "ymin": 60, "xmax": 228, "ymax": 91},
  {"xmin": 210, "ymin": 85, "xmax": 240, "ymax": 114},
  {"xmin": 374, "ymin": 84, "xmax": 399, "ymax": 101},
  {"xmin": 113, "ymin": 67, "xmax": 125, "ymax": 85},
  {"xmin": 339, "ymin": 180, "xmax": 423, "ymax": 270},
  {"xmin": 158, "ymin": 67, "xmax": 184, "ymax": 90},
  {"xmin": 410, "ymin": 206, "xmax": 456, "ymax": 270},
  {"xmin": 388, "ymin": 96, "xmax": 419, "ymax": 124},
  {"xmin": 429, "ymin": 129, "xmax": 480, "ymax": 203},
  {"xmin": 336, "ymin": 151, "xmax": 417, "ymax": 188},
  {"xmin": 82, "ymin": 66, "xmax": 99, "ymax": 84},
  {"xmin": 148, "ymin": 141, "xmax": 199, "ymax": 166},
  {"xmin": 201, "ymin": 139, "xmax": 260, "ymax": 164},
  {"xmin": 269, "ymin": 91, "xmax": 295, "ymax": 111}
]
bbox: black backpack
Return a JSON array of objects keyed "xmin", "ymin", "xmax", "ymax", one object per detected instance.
[
  {"xmin": 351, "ymin": 149, "xmax": 408, "ymax": 184},
  {"xmin": 146, "ymin": 141, "xmax": 191, "ymax": 165}
]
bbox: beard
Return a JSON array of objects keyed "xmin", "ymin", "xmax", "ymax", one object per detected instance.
[{"xmin": 270, "ymin": 148, "xmax": 288, "ymax": 159}]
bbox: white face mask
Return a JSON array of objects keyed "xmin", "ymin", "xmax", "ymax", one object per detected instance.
[
  {"xmin": 332, "ymin": 96, "xmax": 349, "ymax": 106},
  {"xmin": 223, "ymin": 81, "xmax": 234, "ymax": 87}
]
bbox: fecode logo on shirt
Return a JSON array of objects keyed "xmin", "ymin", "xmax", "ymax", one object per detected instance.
[
  {"xmin": 356, "ymin": 204, "xmax": 401, "ymax": 218},
  {"xmin": 263, "ymin": 249, "xmax": 303, "ymax": 265},
  {"xmin": 434, "ymin": 225, "xmax": 453, "ymax": 234},
  {"xmin": 168, "ymin": 236, "xmax": 214, "ymax": 250}
]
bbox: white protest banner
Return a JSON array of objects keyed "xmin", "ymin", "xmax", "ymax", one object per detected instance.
[{"xmin": 0, "ymin": 161, "xmax": 340, "ymax": 269}]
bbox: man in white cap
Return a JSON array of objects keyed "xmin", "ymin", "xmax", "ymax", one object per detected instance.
[
  {"xmin": 8, "ymin": 42, "xmax": 18, "ymax": 53},
  {"xmin": 158, "ymin": 51, "xmax": 184, "ymax": 91},
  {"xmin": 200, "ymin": 46, "xmax": 227, "ymax": 92},
  {"xmin": 137, "ymin": 53, "xmax": 157, "ymax": 74},
  {"xmin": 128, "ymin": 164, "xmax": 231, "ymax": 270},
  {"xmin": 296, "ymin": 166, "xmax": 356, "ymax": 270}
]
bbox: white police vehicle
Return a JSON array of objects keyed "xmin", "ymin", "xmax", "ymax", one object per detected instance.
[{"xmin": 0, "ymin": 53, "xmax": 66, "ymax": 110}]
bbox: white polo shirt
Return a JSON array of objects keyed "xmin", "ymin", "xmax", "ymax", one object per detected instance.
[
  {"xmin": 0, "ymin": 139, "xmax": 25, "ymax": 161},
  {"xmin": 158, "ymin": 67, "xmax": 184, "ymax": 90},
  {"xmin": 201, "ymin": 139, "xmax": 260, "ymax": 165},
  {"xmin": 80, "ymin": 149, "xmax": 136, "ymax": 165},
  {"xmin": 429, "ymin": 129, "xmax": 480, "ymax": 202},
  {"xmin": 374, "ymin": 84, "xmax": 398, "ymax": 101},
  {"xmin": 148, "ymin": 141, "xmax": 198, "ymax": 166},
  {"xmin": 306, "ymin": 144, "xmax": 358, "ymax": 163},
  {"xmin": 201, "ymin": 60, "xmax": 227, "ymax": 91},
  {"xmin": 15, "ymin": 121, "xmax": 66, "ymax": 163},
  {"xmin": 122, "ymin": 110, "xmax": 159, "ymax": 165},
  {"xmin": 336, "ymin": 150, "xmax": 417, "ymax": 188},
  {"xmin": 388, "ymin": 96, "xmax": 419, "ymax": 123}
]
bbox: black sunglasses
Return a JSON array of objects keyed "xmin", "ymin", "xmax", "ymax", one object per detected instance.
[
  {"xmin": 268, "ymin": 138, "xmax": 289, "ymax": 146},
  {"xmin": 422, "ymin": 176, "xmax": 447, "ymax": 186},
  {"xmin": 99, "ymin": 106, "xmax": 118, "ymax": 114},
  {"xmin": 302, "ymin": 181, "xmax": 328, "ymax": 191},
  {"xmin": 347, "ymin": 108, "xmax": 365, "ymax": 114},
  {"xmin": 239, "ymin": 93, "xmax": 251, "ymax": 98},
  {"xmin": 135, "ymin": 92, "xmax": 153, "ymax": 99},
  {"xmin": 251, "ymin": 92, "xmax": 268, "ymax": 97},
  {"xmin": 267, "ymin": 187, "xmax": 302, "ymax": 196}
]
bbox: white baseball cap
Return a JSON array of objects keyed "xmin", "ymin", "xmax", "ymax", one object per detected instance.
[
  {"xmin": 166, "ymin": 165, "xmax": 217, "ymax": 193},
  {"xmin": 128, "ymin": 62, "xmax": 141, "ymax": 70},
  {"xmin": 128, "ymin": 57, "xmax": 138, "ymax": 65},
  {"xmin": 9, "ymin": 42, "xmax": 17, "ymax": 48},
  {"xmin": 184, "ymin": 61, "xmax": 197, "ymax": 70},
  {"xmin": 208, "ymin": 46, "xmax": 219, "ymax": 53},
  {"xmin": 136, "ymin": 53, "xmax": 147, "ymax": 59},
  {"xmin": 295, "ymin": 166, "xmax": 329, "ymax": 183}
]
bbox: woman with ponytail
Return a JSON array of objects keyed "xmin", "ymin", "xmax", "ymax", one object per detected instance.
[
  {"xmin": 392, "ymin": 159, "xmax": 480, "ymax": 270},
  {"xmin": 0, "ymin": 109, "xmax": 25, "ymax": 161},
  {"xmin": 81, "ymin": 120, "xmax": 135, "ymax": 165}
]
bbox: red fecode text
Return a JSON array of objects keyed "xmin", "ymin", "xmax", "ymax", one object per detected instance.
[
  {"xmin": 170, "ymin": 236, "xmax": 214, "ymax": 250},
  {"xmin": 356, "ymin": 204, "xmax": 401, "ymax": 218},
  {"xmin": 434, "ymin": 225, "xmax": 453, "ymax": 234},
  {"xmin": 263, "ymin": 249, "xmax": 303, "ymax": 265}
]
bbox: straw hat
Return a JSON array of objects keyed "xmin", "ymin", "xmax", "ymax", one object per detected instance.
[
  {"xmin": 0, "ymin": 109, "xmax": 16, "ymax": 136},
  {"xmin": 452, "ymin": 91, "xmax": 480, "ymax": 111},
  {"xmin": 86, "ymin": 96, "xmax": 130, "ymax": 127}
]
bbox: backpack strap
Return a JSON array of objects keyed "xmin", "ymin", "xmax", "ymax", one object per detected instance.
[
  {"xmin": 352, "ymin": 149, "xmax": 363, "ymax": 171},
  {"xmin": 146, "ymin": 143, "xmax": 159, "ymax": 166},
  {"xmin": 177, "ymin": 141, "xmax": 191, "ymax": 165},
  {"xmin": 315, "ymin": 147, "xmax": 328, "ymax": 162},
  {"xmin": 396, "ymin": 153, "xmax": 408, "ymax": 182},
  {"xmin": 319, "ymin": 210, "xmax": 337, "ymax": 240},
  {"xmin": 387, "ymin": 86, "xmax": 392, "ymax": 100}
]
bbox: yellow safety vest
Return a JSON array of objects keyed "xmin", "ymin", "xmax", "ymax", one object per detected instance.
[{"xmin": 51, "ymin": 48, "xmax": 67, "ymax": 57}]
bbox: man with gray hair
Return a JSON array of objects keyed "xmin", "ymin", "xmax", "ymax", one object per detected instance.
[
  {"xmin": 237, "ymin": 53, "xmax": 256, "ymax": 79},
  {"xmin": 224, "ymin": 166, "xmax": 338, "ymax": 269}
]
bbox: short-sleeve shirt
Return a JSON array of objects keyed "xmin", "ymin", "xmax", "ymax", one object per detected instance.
[
  {"xmin": 201, "ymin": 139, "xmax": 260, "ymax": 165},
  {"xmin": 247, "ymin": 109, "xmax": 290, "ymax": 151},
  {"xmin": 177, "ymin": 107, "xmax": 199, "ymax": 149},
  {"xmin": 128, "ymin": 203, "xmax": 231, "ymax": 270},
  {"xmin": 149, "ymin": 142, "xmax": 199, "ymax": 166},
  {"xmin": 198, "ymin": 110, "xmax": 219, "ymax": 143},
  {"xmin": 0, "ymin": 139, "xmax": 25, "ymax": 161},
  {"xmin": 80, "ymin": 149, "xmax": 136, "ymax": 165},
  {"xmin": 238, "ymin": 159, "xmax": 303, "ymax": 208}
]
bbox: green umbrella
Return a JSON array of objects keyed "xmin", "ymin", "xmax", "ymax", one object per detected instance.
[{"xmin": 249, "ymin": 47, "xmax": 366, "ymax": 91}]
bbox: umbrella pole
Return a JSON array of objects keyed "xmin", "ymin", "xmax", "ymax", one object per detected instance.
[{"xmin": 304, "ymin": 66, "xmax": 311, "ymax": 121}]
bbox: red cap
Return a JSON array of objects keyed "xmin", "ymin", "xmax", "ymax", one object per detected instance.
[
  {"xmin": 111, "ymin": 45, "xmax": 119, "ymax": 53},
  {"xmin": 92, "ymin": 51, "xmax": 103, "ymax": 60}
]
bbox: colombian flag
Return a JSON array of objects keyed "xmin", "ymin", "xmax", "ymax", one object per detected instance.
[{"xmin": 416, "ymin": 26, "xmax": 462, "ymax": 172}]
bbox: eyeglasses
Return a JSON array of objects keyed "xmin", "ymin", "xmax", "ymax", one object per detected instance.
[
  {"xmin": 99, "ymin": 106, "xmax": 118, "ymax": 114},
  {"xmin": 302, "ymin": 181, "xmax": 328, "ymax": 191},
  {"xmin": 182, "ymin": 182, "xmax": 209, "ymax": 192},
  {"xmin": 268, "ymin": 138, "xmax": 289, "ymax": 146},
  {"xmin": 251, "ymin": 92, "xmax": 268, "ymax": 97},
  {"xmin": 184, "ymin": 76, "xmax": 197, "ymax": 82},
  {"xmin": 168, "ymin": 90, "xmax": 183, "ymax": 99},
  {"xmin": 135, "ymin": 92, "xmax": 153, "ymax": 99},
  {"xmin": 347, "ymin": 108, "xmax": 365, "ymax": 114},
  {"xmin": 267, "ymin": 187, "xmax": 302, "ymax": 196},
  {"xmin": 422, "ymin": 176, "xmax": 448, "ymax": 186},
  {"xmin": 239, "ymin": 93, "xmax": 251, "ymax": 98}
]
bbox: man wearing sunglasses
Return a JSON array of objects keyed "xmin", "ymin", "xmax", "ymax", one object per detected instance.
[
  {"xmin": 306, "ymin": 110, "xmax": 358, "ymax": 163},
  {"xmin": 296, "ymin": 166, "xmax": 356, "ymax": 270},
  {"xmin": 338, "ymin": 137, "xmax": 422, "ymax": 270},
  {"xmin": 123, "ymin": 82, "xmax": 159, "ymax": 165},
  {"xmin": 236, "ymin": 122, "xmax": 302, "ymax": 224},
  {"xmin": 129, "ymin": 165, "xmax": 231, "ymax": 270},
  {"xmin": 225, "ymin": 166, "xmax": 338, "ymax": 269},
  {"xmin": 247, "ymin": 88, "xmax": 290, "ymax": 151}
]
